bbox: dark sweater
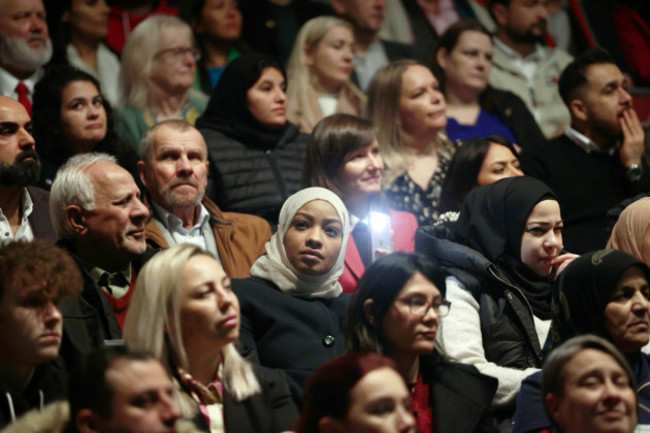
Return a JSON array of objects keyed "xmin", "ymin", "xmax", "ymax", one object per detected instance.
[{"xmin": 520, "ymin": 134, "xmax": 650, "ymax": 253}]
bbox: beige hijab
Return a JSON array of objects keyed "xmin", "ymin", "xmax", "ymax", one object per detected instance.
[
  {"xmin": 607, "ymin": 197, "xmax": 650, "ymax": 262},
  {"xmin": 250, "ymin": 187, "xmax": 350, "ymax": 299}
]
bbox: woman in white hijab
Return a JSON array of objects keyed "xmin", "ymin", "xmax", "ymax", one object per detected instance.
[{"xmin": 232, "ymin": 187, "xmax": 350, "ymax": 407}]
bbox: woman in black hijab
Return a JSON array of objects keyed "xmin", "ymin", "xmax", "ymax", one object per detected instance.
[
  {"xmin": 513, "ymin": 249, "xmax": 650, "ymax": 432},
  {"xmin": 416, "ymin": 176, "xmax": 577, "ymax": 418},
  {"xmin": 196, "ymin": 53, "xmax": 308, "ymax": 226}
]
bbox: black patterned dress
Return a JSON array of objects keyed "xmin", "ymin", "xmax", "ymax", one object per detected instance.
[{"xmin": 384, "ymin": 139, "xmax": 457, "ymax": 226}]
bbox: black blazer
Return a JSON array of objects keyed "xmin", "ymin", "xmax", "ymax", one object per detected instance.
[
  {"xmin": 26, "ymin": 186, "xmax": 56, "ymax": 242},
  {"xmin": 190, "ymin": 364, "xmax": 298, "ymax": 433}
]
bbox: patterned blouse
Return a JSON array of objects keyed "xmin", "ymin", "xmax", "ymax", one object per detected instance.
[{"xmin": 384, "ymin": 139, "xmax": 457, "ymax": 226}]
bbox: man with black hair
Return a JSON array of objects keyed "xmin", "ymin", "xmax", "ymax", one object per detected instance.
[
  {"xmin": 521, "ymin": 48, "xmax": 650, "ymax": 254},
  {"xmin": 0, "ymin": 95, "xmax": 55, "ymax": 245},
  {"xmin": 68, "ymin": 345, "xmax": 182, "ymax": 433}
]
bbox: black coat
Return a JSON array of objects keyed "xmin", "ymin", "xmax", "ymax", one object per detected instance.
[
  {"xmin": 189, "ymin": 364, "xmax": 299, "ymax": 433},
  {"xmin": 57, "ymin": 242, "xmax": 155, "ymax": 370},
  {"xmin": 232, "ymin": 276, "xmax": 350, "ymax": 407},
  {"xmin": 416, "ymin": 225, "xmax": 544, "ymax": 370},
  {"xmin": 421, "ymin": 353, "xmax": 498, "ymax": 433},
  {"xmin": 0, "ymin": 360, "xmax": 67, "ymax": 428}
]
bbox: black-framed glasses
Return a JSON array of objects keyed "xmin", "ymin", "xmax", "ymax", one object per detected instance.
[
  {"xmin": 397, "ymin": 297, "xmax": 451, "ymax": 317},
  {"xmin": 154, "ymin": 46, "xmax": 201, "ymax": 62}
]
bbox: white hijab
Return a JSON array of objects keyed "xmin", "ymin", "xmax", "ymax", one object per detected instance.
[{"xmin": 250, "ymin": 187, "xmax": 350, "ymax": 299}]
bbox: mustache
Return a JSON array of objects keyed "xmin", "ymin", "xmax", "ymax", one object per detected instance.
[
  {"xmin": 26, "ymin": 34, "xmax": 48, "ymax": 43},
  {"xmin": 16, "ymin": 149, "xmax": 40, "ymax": 164},
  {"xmin": 171, "ymin": 178, "xmax": 198, "ymax": 188}
]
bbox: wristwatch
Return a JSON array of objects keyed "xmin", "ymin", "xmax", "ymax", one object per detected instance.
[{"xmin": 626, "ymin": 163, "xmax": 643, "ymax": 182}]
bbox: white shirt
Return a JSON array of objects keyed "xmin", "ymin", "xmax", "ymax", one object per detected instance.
[
  {"xmin": 0, "ymin": 67, "xmax": 41, "ymax": 102},
  {"xmin": 565, "ymin": 125, "xmax": 617, "ymax": 156},
  {"xmin": 317, "ymin": 93, "xmax": 338, "ymax": 118},
  {"xmin": 354, "ymin": 41, "xmax": 390, "ymax": 92},
  {"xmin": 67, "ymin": 43, "xmax": 121, "ymax": 107},
  {"xmin": 0, "ymin": 188, "xmax": 34, "ymax": 244}
]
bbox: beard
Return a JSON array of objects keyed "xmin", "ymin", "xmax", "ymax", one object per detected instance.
[
  {"xmin": 507, "ymin": 21, "xmax": 547, "ymax": 45},
  {"xmin": 0, "ymin": 34, "xmax": 53, "ymax": 73},
  {"xmin": 159, "ymin": 180, "xmax": 205, "ymax": 211},
  {"xmin": 0, "ymin": 149, "xmax": 41, "ymax": 187}
]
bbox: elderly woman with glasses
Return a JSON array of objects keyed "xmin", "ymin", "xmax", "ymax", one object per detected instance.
[
  {"xmin": 345, "ymin": 252, "xmax": 498, "ymax": 433},
  {"xmin": 116, "ymin": 14, "xmax": 207, "ymax": 153}
]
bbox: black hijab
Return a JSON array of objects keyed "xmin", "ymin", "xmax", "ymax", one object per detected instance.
[
  {"xmin": 454, "ymin": 176, "xmax": 559, "ymax": 319},
  {"xmin": 549, "ymin": 249, "xmax": 650, "ymax": 350},
  {"xmin": 195, "ymin": 52, "xmax": 289, "ymax": 150}
]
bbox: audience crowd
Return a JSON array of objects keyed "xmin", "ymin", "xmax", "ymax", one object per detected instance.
[{"xmin": 0, "ymin": 0, "xmax": 649, "ymax": 432}]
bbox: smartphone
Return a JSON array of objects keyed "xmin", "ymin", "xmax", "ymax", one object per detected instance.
[{"xmin": 369, "ymin": 211, "xmax": 392, "ymax": 262}]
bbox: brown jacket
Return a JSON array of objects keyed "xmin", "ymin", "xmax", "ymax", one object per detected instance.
[{"xmin": 145, "ymin": 197, "xmax": 271, "ymax": 278}]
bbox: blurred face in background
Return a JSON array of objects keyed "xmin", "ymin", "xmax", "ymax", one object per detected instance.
[
  {"xmin": 150, "ymin": 27, "xmax": 197, "ymax": 96},
  {"xmin": 476, "ymin": 143, "xmax": 523, "ymax": 186},
  {"xmin": 247, "ymin": 67, "xmax": 287, "ymax": 129},
  {"xmin": 437, "ymin": 30, "xmax": 492, "ymax": 95},
  {"xmin": 306, "ymin": 25, "xmax": 355, "ymax": 94},
  {"xmin": 195, "ymin": 0, "xmax": 242, "ymax": 42},
  {"xmin": 398, "ymin": 65, "xmax": 447, "ymax": 137},
  {"xmin": 63, "ymin": 0, "xmax": 110, "ymax": 42}
]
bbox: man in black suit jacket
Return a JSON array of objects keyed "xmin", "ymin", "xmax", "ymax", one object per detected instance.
[
  {"xmin": 332, "ymin": 0, "xmax": 419, "ymax": 91},
  {"xmin": 0, "ymin": 95, "xmax": 55, "ymax": 244}
]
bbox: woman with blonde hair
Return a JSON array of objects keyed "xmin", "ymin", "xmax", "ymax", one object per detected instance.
[
  {"xmin": 286, "ymin": 16, "xmax": 366, "ymax": 133},
  {"xmin": 123, "ymin": 244, "xmax": 298, "ymax": 432},
  {"xmin": 367, "ymin": 59, "xmax": 457, "ymax": 226},
  {"xmin": 116, "ymin": 15, "xmax": 207, "ymax": 153}
]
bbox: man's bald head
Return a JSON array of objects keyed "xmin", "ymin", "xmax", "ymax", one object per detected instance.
[{"xmin": 0, "ymin": 95, "xmax": 39, "ymax": 187}]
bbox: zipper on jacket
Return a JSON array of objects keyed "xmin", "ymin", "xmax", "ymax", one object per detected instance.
[{"xmin": 265, "ymin": 150, "xmax": 288, "ymax": 200}]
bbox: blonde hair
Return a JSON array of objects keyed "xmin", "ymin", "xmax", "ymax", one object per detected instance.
[
  {"xmin": 286, "ymin": 16, "xmax": 366, "ymax": 133},
  {"xmin": 366, "ymin": 60, "xmax": 449, "ymax": 182},
  {"xmin": 123, "ymin": 244, "xmax": 261, "ymax": 409},
  {"xmin": 119, "ymin": 15, "xmax": 200, "ymax": 110}
]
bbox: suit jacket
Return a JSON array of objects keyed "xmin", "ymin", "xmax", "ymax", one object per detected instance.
[
  {"xmin": 341, "ymin": 209, "xmax": 418, "ymax": 294},
  {"xmin": 422, "ymin": 354, "xmax": 499, "ymax": 433},
  {"xmin": 145, "ymin": 196, "xmax": 271, "ymax": 278},
  {"xmin": 26, "ymin": 186, "xmax": 56, "ymax": 243},
  {"xmin": 190, "ymin": 364, "xmax": 298, "ymax": 433}
]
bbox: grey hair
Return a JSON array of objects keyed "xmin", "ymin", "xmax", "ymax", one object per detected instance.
[
  {"xmin": 119, "ymin": 15, "xmax": 194, "ymax": 110},
  {"xmin": 123, "ymin": 244, "xmax": 261, "ymax": 411},
  {"xmin": 49, "ymin": 153, "xmax": 118, "ymax": 239},
  {"xmin": 140, "ymin": 119, "xmax": 195, "ymax": 163}
]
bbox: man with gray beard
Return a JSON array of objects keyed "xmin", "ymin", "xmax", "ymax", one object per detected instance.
[
  {"xmin": 0, "ymin": 0, "xmax": 52, "ymax": 115},
  {"xmin": 138, "ymin": 120, "xmax": 271, "ymax": 278},
  {"xmin": 0, "ymin": 95, "xmax": 55, "ymax": 244}
]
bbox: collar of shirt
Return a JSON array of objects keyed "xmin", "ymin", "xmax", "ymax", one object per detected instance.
[
  {"xmin": 493, "ymin": 37, "xmax": 544, "ymax": 63},
  {"xmin": 153, "ymin": 202, "xmax": 211, "ymax": 237},
  {"xmin": 0, "ymin": 67, "xmax": 42, "ymax": 100},
  {"xmin": 0, "ymin": 188, "xmax": 34, "ymax": 242},
  {"xmin": 85, "ymin": 262, "xmax": 133, "ymax": 291},
  {"xmin": 565, "ymin": 125, "xmax": 617, "ymax": 156}
]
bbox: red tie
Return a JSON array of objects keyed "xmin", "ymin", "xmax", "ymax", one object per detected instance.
[{"xmin": 15, "ymin": 82, "xmax": 32, "ymax": 117}]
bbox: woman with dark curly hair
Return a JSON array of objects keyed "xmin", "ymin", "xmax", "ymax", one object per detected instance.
[{"xmin": 31, "ymin": 66, "xmax": 139, "ymax": 189}]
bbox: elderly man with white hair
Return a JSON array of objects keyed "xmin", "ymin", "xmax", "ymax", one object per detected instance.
[
  {"xmin": 0, "ymin": 0, "xmax": 53, "ymax": 114},
  {"xmin": 49, "ymin": 152, "xmax": 151, "ymax": 369}
]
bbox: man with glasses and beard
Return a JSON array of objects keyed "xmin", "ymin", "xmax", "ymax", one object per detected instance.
[
  {"xmin": 487, "ymin": 0, "xmax": 573, "ymax": 138},
  {"xmin": 0, "ymin": 0, "xmax": 52, "ymax": 115},
  {"xmin": 0, "ymin": 95, "xmax": 55, "ymax": 244}
]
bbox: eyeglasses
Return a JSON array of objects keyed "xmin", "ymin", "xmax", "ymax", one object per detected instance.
[
  {"xmin": 154, "ymin": 47, "xmax": 201, "ymax": 62},
  {"xmin": 397, "ymin": 297, "xmax": 451, "ymax": 318}
]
